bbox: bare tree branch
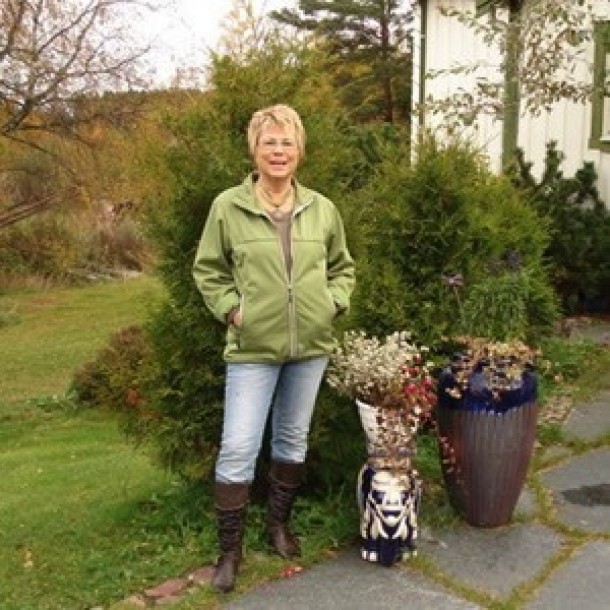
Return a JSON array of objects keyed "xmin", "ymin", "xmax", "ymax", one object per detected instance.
[
  {"xmin": 0, "ymin": 195, "xmax": 54, "ymax": 229},
  {"xmin": 0, "ymin": 0, "xmax": 168, "ymax": 228},
  {"xmin": 0, "ymin": 0, "xmax": 158, "ymax": 139}
]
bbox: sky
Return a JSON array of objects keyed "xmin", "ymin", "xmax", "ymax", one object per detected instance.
[{"xmin": 135, "ymin": 0, "xmax": 296, "ymax": 86}]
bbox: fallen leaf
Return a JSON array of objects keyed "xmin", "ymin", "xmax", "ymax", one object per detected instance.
[
  {"xmin": 23, "ymin": 550, "xmax": 34, "ymax": 569},
  {"xmin": 280, "ymin": 565, "xmax": 303, "ymax": 578}
]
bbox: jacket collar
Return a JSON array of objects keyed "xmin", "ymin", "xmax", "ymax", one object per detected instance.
[{"xmin": 232, "ymin": 173, "xmax": 314, "ymax": 215}]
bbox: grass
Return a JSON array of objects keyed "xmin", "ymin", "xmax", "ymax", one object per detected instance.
[
  {"xmin": 0, "ymin": 276, "xmax": 163, "ymax": 405},
  {"xmin": 0, "ymin": 409, "xmax": 213, "ymax": 610},
  {"xmin": 0, "ymin": 276, "xmax": 216, "ymax": 609}
]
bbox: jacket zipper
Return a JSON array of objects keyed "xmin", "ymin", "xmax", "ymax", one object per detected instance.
[
  {"xmin": 267, "ymin": 204, "xmax": 305, "ymax": 359},
  {"xmin": 286, "ymin": 203, "xmax": 308, "ymax": 358},
  {"xmin": 287, "ymin": 283, "xmax": 297, "ymax": 357},
  {"xmin": 262, "ymin": 198, "xmax": 310, "ymax": 359},
  {"xmin": 282, "ymin": 210, "xmax": 297, "ymax": 359}
]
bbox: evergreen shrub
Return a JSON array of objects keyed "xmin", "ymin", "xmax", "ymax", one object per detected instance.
[
  {"xmin": 511, "ymin": 141, "xmax": 610, "ymax": 313},
  {"xmin": 349, "ymin": 136, "xmax": 559, "ymax": 344},
  {"xmin": 460, "ymin": 265, "xmax": 558, "ymax": 342},
  {"xmin": 71, "ymin": 56, "xmax": 562, "ymax": 492},
  {"xmin": 71, "ymin": 325, "xmax": 157, "ymax": 440}
]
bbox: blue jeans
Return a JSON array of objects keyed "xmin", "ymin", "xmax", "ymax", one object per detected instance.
[{"xmin": 215, "ymin": 356, "xmax": 329, "ymax": 483}]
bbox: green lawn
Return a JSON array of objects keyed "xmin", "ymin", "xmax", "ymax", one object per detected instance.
[
  {"xmin": 0, "ymin": 277, "xmax": 218, "ymax": 609},
  {"xmin": 0, "ymin": 410, "xmax": 208, "ymax": 610},
  {"xmin": 0, "ymin": 276, "xmax": 163, "ymax": 404}
]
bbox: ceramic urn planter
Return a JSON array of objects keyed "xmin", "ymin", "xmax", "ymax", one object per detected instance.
[{"xmin": 436, "ymin": 348, "xmax": 539, "ymax": 527}]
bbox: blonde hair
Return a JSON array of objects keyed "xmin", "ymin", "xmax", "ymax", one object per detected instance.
[{"xmin": 247, "ymin": 104, "xmax": 306, "ymax": 158}]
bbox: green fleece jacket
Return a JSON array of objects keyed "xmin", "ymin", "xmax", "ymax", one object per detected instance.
[{"xmin": 193, "ymin": 174, "xmax": 355, "ymax": 363}]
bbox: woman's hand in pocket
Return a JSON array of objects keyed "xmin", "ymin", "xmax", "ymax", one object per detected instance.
[{"xmin": 228, "ymin": 307, "xmax": 242, "ymax": 328}]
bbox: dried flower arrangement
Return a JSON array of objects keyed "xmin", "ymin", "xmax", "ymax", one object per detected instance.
[
  {"xmin": 326, "ymin": 331, "xmax": 436, "ymax": 407},
  {"xmin": 326, "ymin": 331, "xmax": 437, "ymax": 471}
]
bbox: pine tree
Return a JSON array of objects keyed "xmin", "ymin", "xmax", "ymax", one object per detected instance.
[{"xmin": 272, "ymin": 1, "xmax": 413, "ymax": 124}]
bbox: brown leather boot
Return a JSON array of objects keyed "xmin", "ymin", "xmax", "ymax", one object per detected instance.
[
  {"xmin": 212, "ymin": 482, "xmax": 249, "ymax": 593},
  {"xmin": 267, "ymin": 460, "xmax": 303, "ymax": 559}
]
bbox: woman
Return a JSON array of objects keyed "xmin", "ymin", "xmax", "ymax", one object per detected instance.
[{"xmin": 192, "ymin": 104, "xmax": 355, "ymax": 592}]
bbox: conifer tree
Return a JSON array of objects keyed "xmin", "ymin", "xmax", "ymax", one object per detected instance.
[{"xmin": 272, "ymin": 1, "xmax": 413, "ymax": 124}]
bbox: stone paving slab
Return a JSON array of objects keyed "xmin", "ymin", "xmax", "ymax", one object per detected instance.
[
  {"xmin": 226, "ymin": 547, "xmax": 481, "ymax": 610},
  {"xmin": 541, "ymin": 447, "xmax": 610, "ymax": 533},
  {"xmin": 420, "ymin": 523, "xmax": 564, "ymax": 598},
  {"xmin": 563, "ymin": 391, "xmax": 610, "ymax": 442},
  {"xmin": 540, "ymin": 446, "xmax": 573, "ymax": 465},
  {"xmin": 524, "ymin": 541, "xmax": 610, "ymax": 610},
  {"xmin": 515, "ymin": 485, "xmax": 538, "ymax": 519}
]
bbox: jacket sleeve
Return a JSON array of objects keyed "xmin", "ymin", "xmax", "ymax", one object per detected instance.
[
  {"xmin": 326, "ymin": 205, "xmax": 355, "ymax": 313},
  {"xmin": 192, "ymin": 199, "xmax": 240, "ymax": 324}
]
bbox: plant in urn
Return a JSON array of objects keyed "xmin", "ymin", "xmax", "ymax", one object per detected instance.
[{"xmin": 326, "ymin": 331, "xmax": 436, "ymax": 566}]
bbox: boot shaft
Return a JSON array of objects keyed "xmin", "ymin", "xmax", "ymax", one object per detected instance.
[
  {"xmin": 214, "ymin": 481, "xmax": 249, "ymax": 511},
  {"xmin": 214, "ymin": 482, "xmax": 249, "ymax": 554},
  {"xmin": 267, "ymin": 460, "xmax": 303, "ymax": 559},
  {"xmin": 269, "ymin": 460, "xmax": 303, "ymax": 489},
  {"xmin": 212, "ymin": 482, "xmax": 249, "ymax": 593},
  {"xmin": 216, "ymin": 506, "xmax": 246, "ymax": 554},
  {"xmin": 268, "ymin": 460, "xmax": 303, "ymax": 523}
]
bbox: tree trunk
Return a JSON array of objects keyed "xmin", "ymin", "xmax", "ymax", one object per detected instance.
[
  {"xmin": 380, "ymin": 8, "xmax": 394, "ymax": 123},
  {"xmin": 501, "ymin": 0, "xmax": 523, "ymax": 170}
]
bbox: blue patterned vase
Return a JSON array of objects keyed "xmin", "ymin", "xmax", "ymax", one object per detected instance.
[
  {"xmin": 356, "ymin": 400, "xmax": 422, "ymax": 567},
  {"xmin": 357, "ymin": 464, "xmax": 421, "ymax": 566}
]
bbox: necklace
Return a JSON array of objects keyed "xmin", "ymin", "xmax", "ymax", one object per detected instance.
[{"xmin": 256, "ymin": 182, "xmax": 295, "ymax": 220}]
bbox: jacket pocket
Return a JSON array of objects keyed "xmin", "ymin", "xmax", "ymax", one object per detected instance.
[{"xmin": 323, "ymin": 285, "xmax": 337, "ymax": 318}]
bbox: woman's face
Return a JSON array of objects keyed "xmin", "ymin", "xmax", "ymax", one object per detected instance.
[{"xmin": 254, "ymin": 123, "xmax": 300, "ymax": 184}]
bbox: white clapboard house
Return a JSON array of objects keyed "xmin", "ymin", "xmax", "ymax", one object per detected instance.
[{"xmin": 412, "ymin": 0, "xmax": 610, "ymax": 204}]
